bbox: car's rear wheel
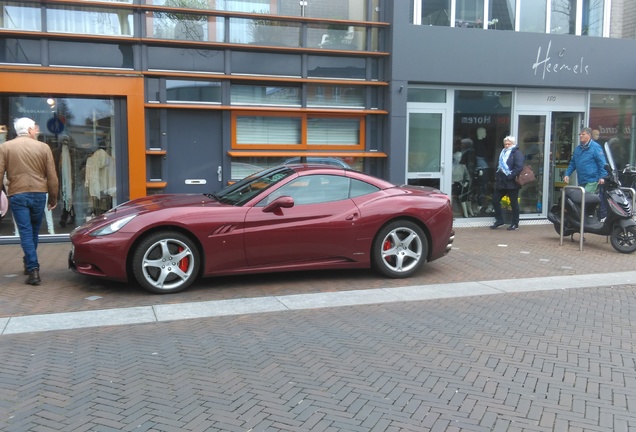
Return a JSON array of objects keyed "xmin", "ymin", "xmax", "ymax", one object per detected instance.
[
  {"xmin": 132, "ymin": 231, "xmax": 200, "ymax": 294},
  {"xmin": 372, "ymin": 220, "xmax": 428, "ymax": 278}
]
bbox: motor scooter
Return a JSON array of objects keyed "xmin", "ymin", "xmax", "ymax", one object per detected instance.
[{"xmin": 547, "ymin": 142, "xmax": 636, "ymax": 254}]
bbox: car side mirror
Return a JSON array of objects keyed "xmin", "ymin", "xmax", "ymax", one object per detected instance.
[{"xmin": 262, "ymin": 196, "xmax": 294, "ymax": 213}]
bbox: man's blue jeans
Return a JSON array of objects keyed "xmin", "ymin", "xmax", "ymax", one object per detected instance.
[{"xmin": 9, "ymin": 192, "xmax": 46, "ymax": 272}]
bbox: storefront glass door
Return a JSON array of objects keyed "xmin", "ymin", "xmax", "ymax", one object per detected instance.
[
  {"xmin": 517, "ymin": 114, "xmax": 546, "ymax": 215},
  {"xmin": 516, "ymin": 111, "xmax": 583, "ymax": 216},
  {"xmin": 406, "ymin": 109, "xmax": 449, "ymax": 191}
]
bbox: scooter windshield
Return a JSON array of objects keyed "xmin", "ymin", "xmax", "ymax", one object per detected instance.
[{"xmin": 604, "ymin": 142, "xmax": 617, "ymax": 173}]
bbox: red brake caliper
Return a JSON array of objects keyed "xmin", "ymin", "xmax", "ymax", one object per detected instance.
[
  {"xmin": 383, "ymin": 239, "xmax": 392, "ymax": 262},
  {"xmin": 177, "ymin": 246, "xmax": 189, "ymax": 272}
]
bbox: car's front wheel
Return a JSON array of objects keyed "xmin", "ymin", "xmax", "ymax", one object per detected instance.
[
  {"xmin": 372, "ymin": 220, "xmax": 428, "ymax": 278},
  {"xmin": 132, "ymin": 231, "xmax": 200, "ymax": 294}
]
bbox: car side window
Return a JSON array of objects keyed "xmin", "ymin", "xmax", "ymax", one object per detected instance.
[
  {"xmin": 267, "ymin": 175, "xmax": 351, "ymax": 205},
  {"xmin": 350, "ymin": 178, "xmax": 380, "ymax": 198}
]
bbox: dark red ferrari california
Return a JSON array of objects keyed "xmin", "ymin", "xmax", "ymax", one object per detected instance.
[{"xmin": 69, "ymin": 165, "xmax": 454, "ymax": 294}]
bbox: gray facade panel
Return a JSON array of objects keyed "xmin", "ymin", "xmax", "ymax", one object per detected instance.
[{"xmin": 391, "ymin": 6, "xmax": 636, "ymax": 91}]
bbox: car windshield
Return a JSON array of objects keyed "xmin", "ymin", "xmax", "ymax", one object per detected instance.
[{"xmin": 210, "ymin": 166, "xmax": 296, "ymax": 206}]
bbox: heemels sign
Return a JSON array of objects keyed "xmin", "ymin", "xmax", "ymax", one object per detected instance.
[{"xmin": 532, "ymin": 40, "xmax": 590, "ymax": 80}]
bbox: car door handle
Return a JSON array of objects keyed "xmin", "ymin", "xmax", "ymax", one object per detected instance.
[{"xmin": 345, "ymin": 213, "xmax": 359, "ymax": 221}]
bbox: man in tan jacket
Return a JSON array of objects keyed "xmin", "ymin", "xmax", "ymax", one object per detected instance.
[{"xmin": 0, "ymin": 117, "xmax": 58, "ymax": 285}]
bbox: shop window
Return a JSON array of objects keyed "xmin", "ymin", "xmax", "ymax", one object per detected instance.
[
  {"xmin": 47, "ymin": 6, "xmax": 134, "ymax": 36},
  {"xmin": 0, "ymin": 96, "xmax": 118, "ymax": 237},
  {"xmin": 167, "ymin": 80, "xmax": 222, "ymax": 103},
  {"xmin": 452, "ymin": 90, "xmax": 512, "ymax": 218},
  {"xmin": 147, "ymin": 46, "xmax": 224, "ymax": 73},
  {"xmin": 231, "ymin": 85, "xmax": 301, "ymax": 106},
  {"xmin": 232, "ymin": 112, "xmax": 364, "ymax": 150},
  {"xmin": 307, "ymin": 85, "xmax": 365, "ymax": 108},
  {"xmin": 0, "ymin": 2, "xmax": 41, "ymax": 31},
  {"xmin": 307, "ymin": 55, "xmax": 366, "ymax": 79},
  {"xmin": 49, "ymin": 41, "xmax": 134, "ymax": 69},
  {"xmin": 589, "ymin": 93, "xmax": 635, "ymax": 173}
]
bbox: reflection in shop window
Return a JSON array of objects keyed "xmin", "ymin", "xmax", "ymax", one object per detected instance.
[
  {"xmin": 0, "ymin": 96, "xmax": 117, "ymax": 237},
  {"xmin": 589, "ymin": 93, "xmax": 635, "ymax": 174},
  {"xmin": 230, "ymin": 18, "xmax": 300, "ymax": 47},
  {"xmin": 582, "ymin": 0, "xmax": 604, "ymax": 37},
  {"xmin": 550, "ymin": 0, "xmax": 576, "ymax": 34},
  {"xmin": 519, "ymin": 0, "xmax": 546, "ymax": 33},
  {"xmin": 146, "ymin": 11, "xmax": 221, "ymax": 41}
]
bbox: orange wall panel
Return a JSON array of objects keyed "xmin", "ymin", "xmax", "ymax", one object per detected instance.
[{"xmin": 0, "ymin": 71, "xmax": 146, "ymax": 199}]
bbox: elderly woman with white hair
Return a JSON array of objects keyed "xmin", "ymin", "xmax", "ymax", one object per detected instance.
[{"xmin": 490, "ymin": 135, "xmax": 524, "ymax": 231}]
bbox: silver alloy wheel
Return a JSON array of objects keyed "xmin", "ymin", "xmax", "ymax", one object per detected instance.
[
  {"xmin": 379, "ymin": 226, "xmax": 423, "ymax": 274},
  {"xmin": 372, "ymin": 220, "xmax": 428, "ymax": 279},
  {"xmin": 133, "ymin": 232, "xmax": 199, "ymax": 293},
  {"xmin": 142, "ymin": 238, "xmax": 194, "ymax": 290}
]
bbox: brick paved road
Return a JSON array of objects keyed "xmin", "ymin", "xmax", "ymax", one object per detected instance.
[{"xmin": 2, "ymin": 285, "xmax": 636, "ymax": 431}]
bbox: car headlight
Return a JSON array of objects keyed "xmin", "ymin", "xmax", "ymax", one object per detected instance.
[{"xmin": 90, "ymin": 214, "xmax": 137, "ymax": 236}]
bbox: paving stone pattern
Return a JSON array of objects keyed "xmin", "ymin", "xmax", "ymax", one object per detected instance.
[
  {"xmin": 2, "ymin": 224, "xmax": 635, "ymax": 318},
  {"xmin": 2, "ymin": 285, "xmax": 636, "ymax": 431}
]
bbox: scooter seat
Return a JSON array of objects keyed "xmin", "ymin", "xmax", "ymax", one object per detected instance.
[{"xmin": 565, "ymin": 189, "xmax": 601, "ymax": 206}]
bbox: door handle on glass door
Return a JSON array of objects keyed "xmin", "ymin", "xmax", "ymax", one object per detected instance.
[{"xmin": 217, "ymin": 166, "xmax": 222, "ymax": 182}]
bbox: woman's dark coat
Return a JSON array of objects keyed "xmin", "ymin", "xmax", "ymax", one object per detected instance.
[{"xmin": 494, "ymin": 147, "xmax": 525, "ymax": 190}]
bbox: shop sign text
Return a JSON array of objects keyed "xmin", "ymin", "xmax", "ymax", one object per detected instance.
[{"xmin": 532, "ymin": 40, "xmax": 589, "ymax": 80}]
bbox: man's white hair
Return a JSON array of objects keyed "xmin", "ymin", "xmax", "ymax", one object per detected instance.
[{"xmin": 14, "ymin": 117, "xmax": 36, "ymax": 136}]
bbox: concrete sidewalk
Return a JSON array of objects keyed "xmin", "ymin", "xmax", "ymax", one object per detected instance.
[{"xmin": 3, "ymin": 271, "xmax": 636, "ymax": 335}]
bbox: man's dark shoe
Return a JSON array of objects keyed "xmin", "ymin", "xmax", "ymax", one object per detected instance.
[
  {"xmin": 507, "ymin": 224, "xmax": 519, "ymax": 231},
  {"xmin": 23, "ymin": 264, "xmax": 29, "ymax": 275},
  {"xmin": 490, "ymin": 221, "xmax": 504, "ymax": 229},
  {"xmin": 26, "ymin": 269, "xmax": 41, "ymax": 285}
]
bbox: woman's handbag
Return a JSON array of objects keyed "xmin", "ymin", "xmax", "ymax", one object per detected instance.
[
  {"xmin": 515, "ymin": 165, "xmax": 536, "ymax": 186},
  {"xmin": 0, "ymin": 189, "xmax": 8, "ymax": 218}
]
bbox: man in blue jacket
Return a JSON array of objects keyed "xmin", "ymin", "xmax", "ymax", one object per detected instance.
[{"xmin": 563, "ymin": 127, "xmax": 607, "ymax": 193}]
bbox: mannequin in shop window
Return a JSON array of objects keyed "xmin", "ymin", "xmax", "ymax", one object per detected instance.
[
  {"xmin": 452, "ymin": 151, "xmax": 473, "ymax": 217},
  {"xmin": 85, "ymin": 140, "xmax": 115, "ymax": 220},
  {"xmin": 54, "ymin": 135, "xmax": 75, "ymax": 228},
  {"xmin": 474, "ymin": 128, "xmax": 491, "ymax": 213}
]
